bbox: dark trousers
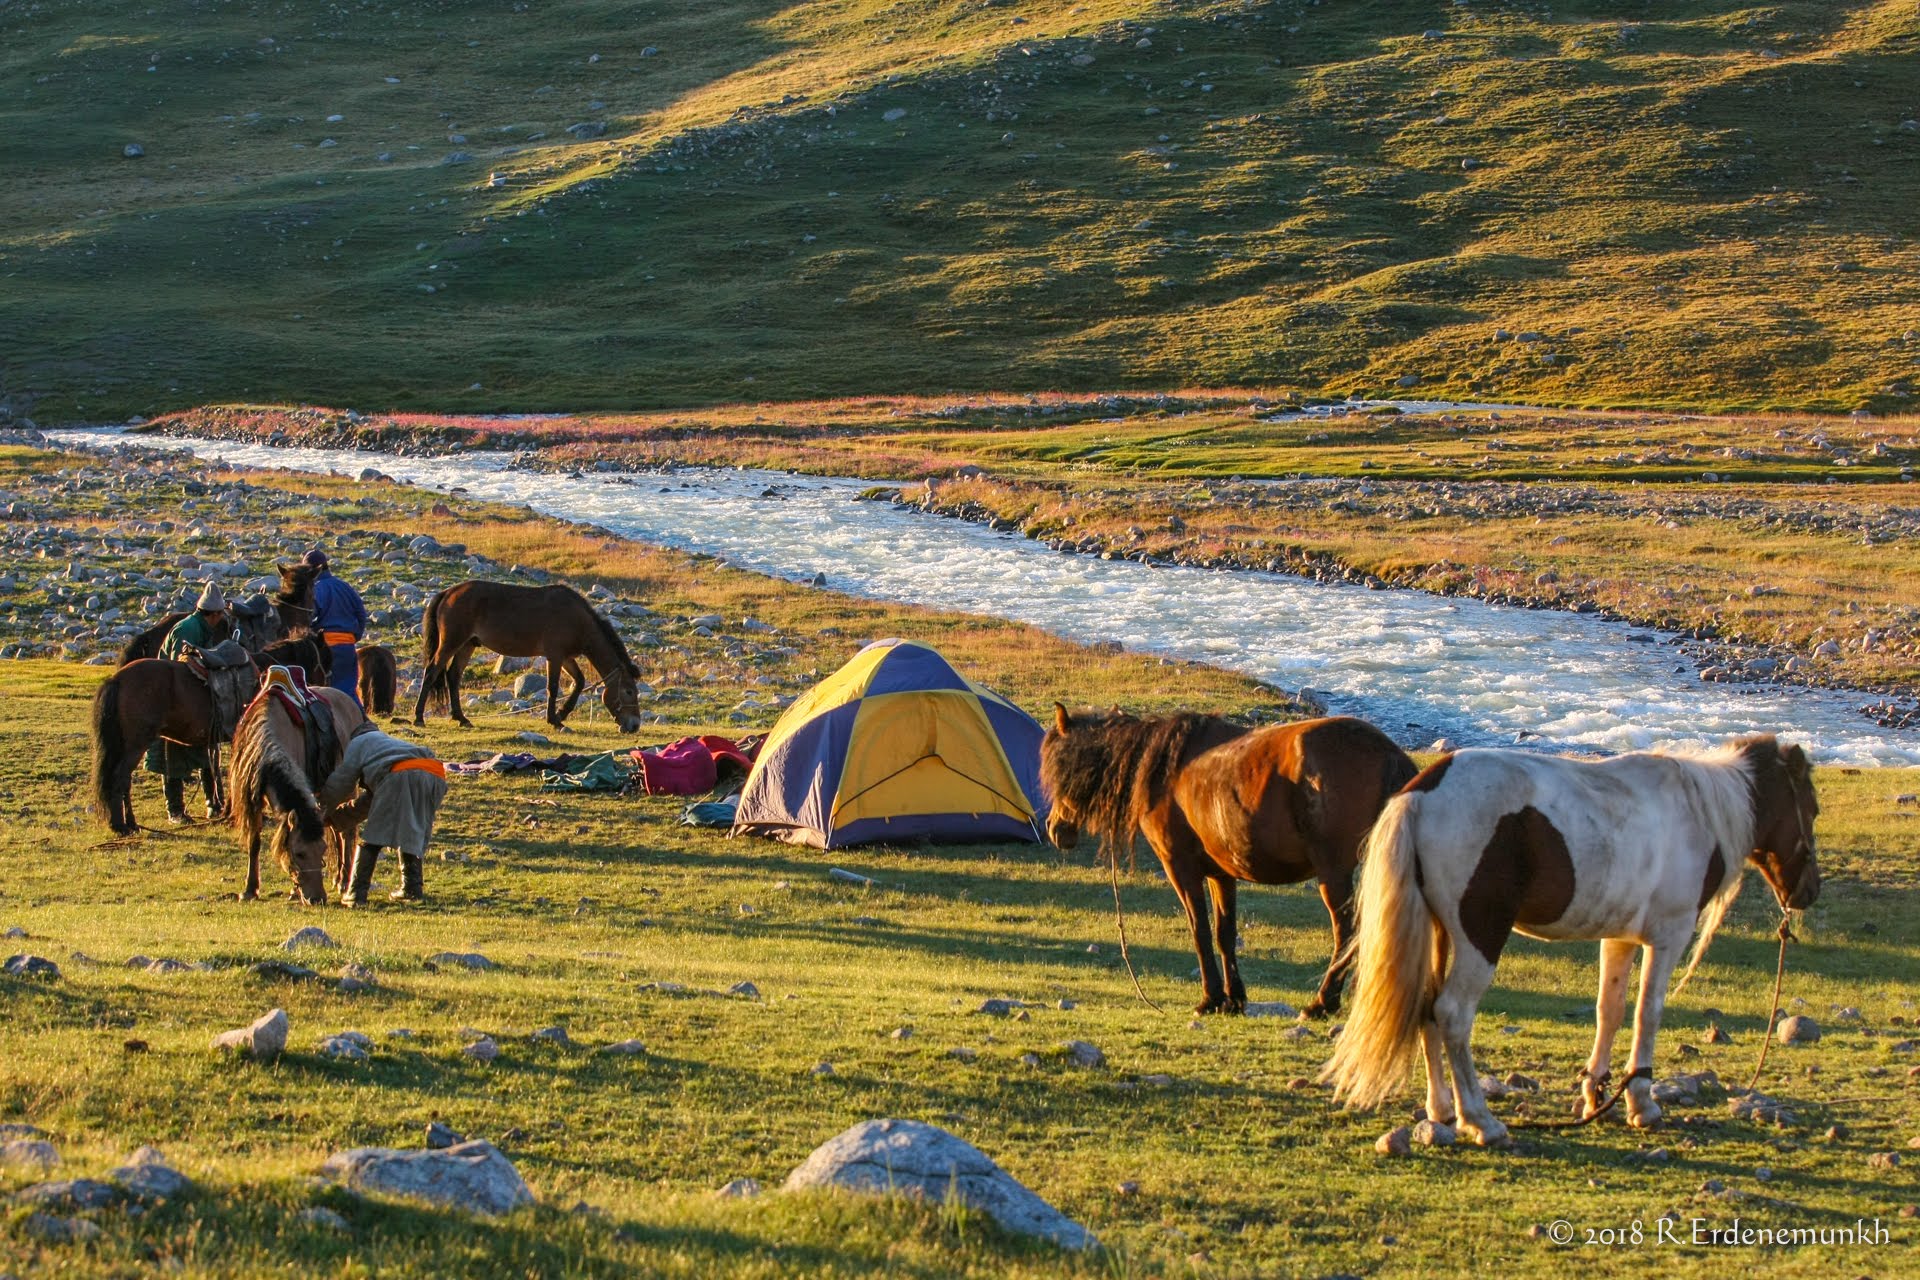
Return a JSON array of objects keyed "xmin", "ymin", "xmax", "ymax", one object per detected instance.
[{"xmin": 328, "ymin": 642, "xmax": 360, "ymax": 706}]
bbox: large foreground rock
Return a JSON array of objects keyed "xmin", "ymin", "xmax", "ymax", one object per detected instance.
[
  {"xmin": 784, "ymin": 1119, "xmax": 1093, "ymax": 1250},
  {"xmin": 320, "ymin": 1140, "xmax": 534, "ymax": 1215}
]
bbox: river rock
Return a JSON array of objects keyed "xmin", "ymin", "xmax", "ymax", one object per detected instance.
[
  {"xmin": 212, "ymin": 1008, "xmax": 289, "ymax": 1060},
  {"xmin": 784, "ymin": 1119, "xmax": 1093, "ymax": 1249},
  {"xmin": 1777, "ymin": 1015, "xmax": 1821, "ymax": 1044},
  {"xmin": 320, "ymin": 1140, "xmax": 535, "ymax": 1215}
]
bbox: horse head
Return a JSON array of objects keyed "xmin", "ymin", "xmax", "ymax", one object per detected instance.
[
  {"xmin": 602, "ymin": 661, "xmax": 646, "ymax": 734},
  {"xmin": 231, "ymin": 593, "xmax": 285, "ymax": 651},
  {"xmin": 275, "ymin": 806, "xmax": 332, "ymax": 906},
  {"xmin": 1746, "ymin": 738, "xmax": 1820, "ymax": 910},
  {"xmin": 1040, "ymin": 702, "xmax": 1095, "ymax": 850},
  {"xmin": 274, "ymin": 562, "xmax": 318, "ymax": 630}
]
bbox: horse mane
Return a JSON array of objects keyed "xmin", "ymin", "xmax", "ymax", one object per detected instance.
[
  {"xmin": 1662, "ymin": 735, "xmax": 1768, "ymax": 995},
  {"xmin": 1041, "ymin": 710, "xmax": 1237, "ymax": 864},
  {"xmin": 574, "ymin": 586, "xmax": 639, "ymax": 676}
]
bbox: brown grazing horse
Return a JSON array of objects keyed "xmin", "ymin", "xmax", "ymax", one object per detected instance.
[
  {"xmin": 413, "ymin": 581, "xmax": 644, "ymax": 732},
  {"xmin": 357, "ymin": 643, "xmax": 398, "ymax": 716},
  {"xmin": 228, "ymin": 684, "xmax": 365, "ymax": 903},
  {"xmin": 1042, "ymin": 708, "xmax": 1417, "ymax": 1016},
  {"xmin": 90, "ymin": 649, "xmax": 260, "ymax": 835}
]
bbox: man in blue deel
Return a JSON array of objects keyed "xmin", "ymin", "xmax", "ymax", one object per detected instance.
[{"xmin": 305, "ymin": 548, "xmax": 368, "ymax": 705}]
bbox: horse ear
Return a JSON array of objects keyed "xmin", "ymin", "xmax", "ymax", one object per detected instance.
[
  {"xmin": 1785, "ymin": 743, "xmax": 1809, "ymax": 772},
  {"xmin": 1053, "ymin": 702, "xmax": 1070, "ymax": 735}
]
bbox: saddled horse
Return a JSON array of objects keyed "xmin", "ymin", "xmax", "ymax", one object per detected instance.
[
  {"xmin": 357, "ymin": 643, "xmax": 398, "ymax": 716},
  {"xmin": 90, "ymin": 634, "xmax": 331, "ymax": 835},
  {"xmin": 90, "ymin": 643, "xmax": 260, "ymax": 835},
  {"xmin": 414, "ymin": 581, "xmax": 643, "ymax": 733},
  {"xmin": 1322, "ymin": 736, "xmax": 1819, "ymax": 1146},
  {"xmin": 1041, "ymin": 708, "xmax": 1417, "ymax": 1016},
  {"xmin": 227, "ymin": 681, "xmax": 366, "ymax": 903},
  {"xmin": 117, "ymin": 583, "xmax": 309, "ymax": 666}
]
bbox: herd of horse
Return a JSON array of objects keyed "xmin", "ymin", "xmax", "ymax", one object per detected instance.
[{"xmin": 80, "ymin": 568, "xmax": 1823, "ymax": 1136}]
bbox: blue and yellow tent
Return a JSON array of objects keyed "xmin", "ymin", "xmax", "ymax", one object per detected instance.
[{"xmin": 731, "ymin": 639, "xmax": 1048, "ymax": 849}]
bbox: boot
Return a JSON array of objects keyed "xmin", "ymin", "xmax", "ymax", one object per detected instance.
[
  {"xmin": 164, "ymin": 778, "xmax": 188, "ymax": 824},
  {"xmin": 390, "ymin": 852, "xmax": 425, "ymax": 902},
  {"xmin": 342, "ymin": 843, "xmax": 380, "ymax": 908}
]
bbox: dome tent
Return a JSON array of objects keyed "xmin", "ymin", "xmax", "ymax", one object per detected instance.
[{"xmin": 731, "ymin": 639, "xmax": 1048, "ymax": 849}]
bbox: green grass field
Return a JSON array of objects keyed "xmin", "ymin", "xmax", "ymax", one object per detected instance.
[
  {"xmin": 5, "ymin": 0, "xmax": 1919, "ymax": 420},
  {"xmin": 2, "ymin": 459, "xmax": 1918, "ymax": 1277}
]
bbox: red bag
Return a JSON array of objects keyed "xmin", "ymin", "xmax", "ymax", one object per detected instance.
[{"xmin": 636, "ymin": 738, "xmax": 717, "ymax": 796}]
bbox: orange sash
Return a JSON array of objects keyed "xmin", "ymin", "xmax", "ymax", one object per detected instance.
[
  {"xmin": 389, "ymin": 758, "xmax": 446, "ymax": 780},
  {"xmin": 323, "ymin": 631, "xmax": 358, "ymax": 647}
]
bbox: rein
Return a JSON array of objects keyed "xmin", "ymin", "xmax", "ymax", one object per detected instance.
[
  {"xmin": 1509, "ymin": 1066, "xmax": 1651, "ymax": 1131},
  {"xmin": 1106, "ymin": 844, "xmax": 1164, "ymax": 1014},
  {"xmin": 1744, "ymin": 909, "xmax": 1797, "ymax": 1092}
]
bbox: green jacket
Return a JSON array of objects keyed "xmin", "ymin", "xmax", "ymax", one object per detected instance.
[{"xmin": 160, "ymin": 611, "xmax": 225, "ymax": 661}]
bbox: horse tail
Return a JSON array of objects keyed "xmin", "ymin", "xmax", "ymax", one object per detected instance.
[
  {"xmin": 420, "ymin": 591, "xmax": 449, "ymax": 713},
  {"xmin": 362, "ymin": 647, "xmax": 396, "ymax": 715},
  {"xmin": 90, "ymin": 676, "xmax": 130, "ymax": 832},
  {"xmin": 1320, "ymin": 793, "xmax": 1438, "ymax": 1109}
]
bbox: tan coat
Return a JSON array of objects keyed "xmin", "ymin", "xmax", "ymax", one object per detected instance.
[{"xmin": 321, "ymin": 727, "xmax": 447, "ymax": 857}]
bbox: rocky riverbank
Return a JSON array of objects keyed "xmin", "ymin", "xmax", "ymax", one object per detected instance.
[{"xmin": 875, "ymin": 477, "xmax": 1920, "ymax": 733}]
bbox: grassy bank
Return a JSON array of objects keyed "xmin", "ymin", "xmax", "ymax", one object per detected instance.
[
  {"xmin": 6, "ymin": 1, "xmax": 1920, "ymax": 419},
  {"xmin": 0, "ymin": 451, "xmax": 1917, "ymax": 1277}
]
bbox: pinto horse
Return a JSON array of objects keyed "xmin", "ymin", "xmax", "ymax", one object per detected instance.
[
  {"xmin": 227, "ymin": 683, "xmax": 365, "ymax": 903},
  {"xmin": 1322, "ymin": 736, "xmax": 1819, "ymax": 1146},
  {"xmin": 414, "ymin": 581, "xmax": 644, "ymax": 733},
  {"xmin": 1041, "ymin": 708, "xmax": 1417, "ymax": 1016}
]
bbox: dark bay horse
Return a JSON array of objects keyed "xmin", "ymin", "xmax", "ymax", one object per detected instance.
[
  {"xmin": 414, "ymin": 581, "xmax": 644, "ymax": 732},
  {"xmin": 90, "ymin": 649, "xmax": 259, "ymax": 835},
  {"xmin": 1042, "ymin": 707, "xmax": 1417, "ymax": 1016},
  {"xmin": 228, "ymin": 684, "xmax": 365, "ymax": 903},
  {"xmin": 357, "ymin": 643, "xmax": 398, "ymax": 716},
  {"xmin": 90, "ymin": 637, "xmax": 329, "ymax": 834}
]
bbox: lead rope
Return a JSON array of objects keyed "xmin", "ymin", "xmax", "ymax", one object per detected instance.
[
  {"xmin": 1509, "ymin": 1067, "xmax": 1647, "ymax": 1131},
  {"xmin": 1745, "ymin": 911, "xmax": 1796, "ymax": 1092},
  {"xmin": 1108, "ymin": 844, "xmax": 1163, "ymax": 1013}
]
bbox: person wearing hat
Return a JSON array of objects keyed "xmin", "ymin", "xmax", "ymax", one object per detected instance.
[
  {"xmin": 147, "ymin": 580, "xmax": 234, "ymax": 822},
  {"xmin": 320, "ymin": 721, "xmax": 448, "ymax": 905},
  {"xmin": 303, "ymin": 548, "xmax": 368, "ymax": 706}
]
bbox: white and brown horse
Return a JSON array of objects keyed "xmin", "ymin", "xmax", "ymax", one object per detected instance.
[
  {"xmin": 228, "ymin": 682, "xmax": 366, "ymax": 904},
  {"xmin": 1322, "ymin": 735, "xmax": 1818, "ymax": 1145}
]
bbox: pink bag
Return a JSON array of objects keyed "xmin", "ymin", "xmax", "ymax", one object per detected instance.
[{"xmin": 636, "ymin": 738, "xmax": 718, "ymax": 796}]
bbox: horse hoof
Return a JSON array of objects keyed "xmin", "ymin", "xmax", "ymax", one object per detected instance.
[
  {"xmin": 1193, "ymin": 998, "xmax": 1225, "ymax": 1015},
  {"xmin": 1300, "ymin": 1001, "xmax": 1332, "ymax": 1021},
  {"xmin": 237, "ymin": 891, "xmax": 257, "ymax": 903}
]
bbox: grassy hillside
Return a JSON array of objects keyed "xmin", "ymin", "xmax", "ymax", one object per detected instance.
[{"xmin": 4, "ymin": 0, "xmax": 1918, "ymax": 420}]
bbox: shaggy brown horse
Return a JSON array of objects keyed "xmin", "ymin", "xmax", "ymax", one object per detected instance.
[
  {"xmin": 90, "ymin": 649, "xmax": 259, "ymax": 835},
  {"xmin": 118, "ymin": 579, "xmax": 310, "ymax": 665},
  {"xmin": 227, "ymin": 684, "xmax": 365, "ymax": 903},
  {"xmin": 91, "ymin": 636, "xmax": 325, "ymax": 834},
  {"xmin": 1042, "ymin": 708, "xmax": 1417, "ymax": 1016},
  {"xmin": 357, "ymin": 643, "xmax": 398, "ymax": 716},
  {"xmin": 274, "ymin": 561, "xmax": 320, "ymax": 631},
  {"xmin": 413, "ymin": 581, "xmax": 644, "ymax": 732}
]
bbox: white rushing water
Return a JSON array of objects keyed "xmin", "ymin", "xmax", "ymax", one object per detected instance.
[{"xmin": 47, "ymin": 427, "xmax": 1920, "ymax": 766}]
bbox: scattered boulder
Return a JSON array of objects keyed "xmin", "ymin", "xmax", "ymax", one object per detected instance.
[
  {"xmin": 1776, "ymin": 1015, "xmax": 1821, "ymax": 1044},
  {"xmin": 249, "ymin": 960, "xmax": 319, "ymax": 982},
  {"xmin": 1375, "ymin": 1126, "xmax": 1413, "ymax": 1157},
  {"xmin": 297, "ymin": 1205, "xmax": 351, "ymax": 1232},
  {"xmin": 3, "ymin": 953, "xmax": 60, "ymax": 981},
  {"xmin": 13, "ymin": 1178, "xmax": 122, "ymax": 1212},
  {"xmin": 0, "ymin": 1138, "xmax": 59, "ymax": 1171},
  {"xmin": 729, "ymin": 981, "xmax": 761, "ymax": 1000},
  {"xmin": 320, "ymin": 1140, "xmax": 535, "ymax": 1216},
  {"xmin": 1242, "ymin": 1001, "xmax": 1300, "ymax": 1018},
  {"xmin": 716, "ymin": 1177, "xmax": 762, "ymax": 1198},
  {"xmin": 23, "ymin": 1211, "xmax": 102, "ymax": 1242},
  {"xmin": 212, "ymin": 1008, "xmax": 289, "ymax": 1061},
  {"xmin": 1412, "ymin": 1119, "xmax": 1457, "ymax": 1147},
  {"xmin": 1060, "ymin": 1040, "xmax": 1105, "ymax": 1068},
  {"xmin": 595, "ymin": 1039, "xmax": 647, "ymax": 1056},
  {"xmin": 426, "ymin": 1121, "xmax": 464, "ymax": 1150},
  {"xmin": 530, "ymin": 1025, "xmax": 571, "ymax": 1046},
  {"xmin": 784, "ymin": 1119, "xmax": 1093, "ymax": 1250},
  {"xmin": 283, "ymin": 927, "xmax": 339, "ymax": 951},
  {"xmin": 319, "ymin": 1033, "xmax": 371, "ymax": 1062},
  {"xmin": 428, "ymin": 951, "xmax": 494, "ymax": 970},
  {"xmin": 109, "ymin": 1147, "xmax": 193, "ymax": 1203},
  {"xmin": 463, "ymin": 1037, "xmax": 500, "ymax": 1063}
]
